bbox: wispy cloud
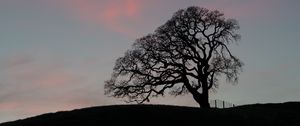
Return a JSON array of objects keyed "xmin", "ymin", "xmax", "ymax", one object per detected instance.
[
  {"xmin": 4, "ymin": 59, "xmax": 78, "ymax": 88},
  {"xmin": 54, "ymin": 0, "xmax": 281, "ymax": 37},
  {"xmin": 102, "ymin": 0, "xmax": 140, "ymax": 35},
  {"xmin": 57, "ymin": 0, "xmax": 141, "ymax": 36},
  {"xmin": 0, "ymin": 102, "xmax": 18, "ymax": 110},
  {"xmin": 0, "ymin": 54, "xmax": 86, "ymax": 113}
]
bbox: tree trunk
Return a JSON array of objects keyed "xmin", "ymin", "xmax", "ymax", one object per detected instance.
[
  {"xmin": 192, "ymin": 91, "xmax": 210, "ymax": 108},
  {"xmin": 183, "ymin": 76, "xmax": 210, "ymax": 108},
  {"xmin": 194, "ymin": 80, "xmax": 211, "ymax": 108},
  {"xmin": 201, "ymin": 88, "xmax": 210, "ymax": 108}
]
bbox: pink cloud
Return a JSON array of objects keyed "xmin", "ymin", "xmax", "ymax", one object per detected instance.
[
  {"xmin": 102, "ymin": 0, "xmax": 140, "ymax": 35},
  {"xmin": 32, "ymin": 72, "xmax": 77, "ymax": 87},
  {"xmin": 0, "ymin": 102, "xmax": 18, "ymax": 110},
  {"xmin": 53, "ymin": 0, "xmax": 281, "ymax": 37},
  {"xmin": 126, "ymin": 0, "xmax": 139, "ymax": 16},
  {"xmin": 3, "ymin": 55, "xmax": 83, "ymax": 90},
  {"xmin": 57, "ymin": 0, "xmax": 141, "ymax": 37},
  {"xmin": 0, "ymin": 55, "xmax": 100, "ymax": 119}
]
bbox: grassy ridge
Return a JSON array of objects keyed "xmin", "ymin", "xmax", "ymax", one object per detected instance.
[{"xmin": 1, "ymin": 102, "xmax": 300, "ymax": 126}]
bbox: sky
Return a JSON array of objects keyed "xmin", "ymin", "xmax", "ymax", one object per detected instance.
[{"xmin": 0, "ymin": 0, "xmax": 300, "ymax": 123}]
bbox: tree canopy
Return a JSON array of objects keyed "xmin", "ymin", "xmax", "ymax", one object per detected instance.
[{"xmin": 105, "ymin": 6, "xmax": 243, "ymax": 108}]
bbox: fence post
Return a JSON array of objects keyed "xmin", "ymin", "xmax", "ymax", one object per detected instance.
[
  {"xmin": 215, "ymin": 100, "xmax": 217, "ymax": 108},
  {"xmin": 222, "ymin": 101, "xmax": 225, "ymax": 108}
]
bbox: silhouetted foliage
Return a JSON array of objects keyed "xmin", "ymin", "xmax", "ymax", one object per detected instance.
[{"xmin": 105, "ymin": 6, "xmax": 243, "ymax": 108}]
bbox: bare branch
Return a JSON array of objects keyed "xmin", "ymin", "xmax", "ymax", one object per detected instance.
[{"xmin": 105, "ymin": 6, "xmax": 243, "ymax": 108}]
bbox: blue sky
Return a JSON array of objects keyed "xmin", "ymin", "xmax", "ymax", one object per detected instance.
[{"xmin": 0, "ymin": 0, "xmax": 300, "ymax": 123}]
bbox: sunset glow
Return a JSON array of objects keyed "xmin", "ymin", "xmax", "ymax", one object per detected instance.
[{"xmin": 0, "ymin": 0, "xmax": 299, "ymax": 123}]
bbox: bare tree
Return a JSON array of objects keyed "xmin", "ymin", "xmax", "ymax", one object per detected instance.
[{"xmin": 105, "ymin": 6, "xmax": 243, "ymax": 108}]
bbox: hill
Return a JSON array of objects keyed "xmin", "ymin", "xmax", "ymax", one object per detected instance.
[{"xmin": 1, "ymin": 102, "xmax": 300, "ymax": 126}]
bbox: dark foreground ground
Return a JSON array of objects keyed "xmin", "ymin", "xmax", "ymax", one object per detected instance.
[{"xmin": 1, "ymin": 102, "xmax": 300, "ymax": 126}]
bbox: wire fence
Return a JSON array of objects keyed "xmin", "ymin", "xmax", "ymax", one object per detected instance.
[{"xmin": 209, "ymin": 99, "xmax": 235, "ymax": 108}]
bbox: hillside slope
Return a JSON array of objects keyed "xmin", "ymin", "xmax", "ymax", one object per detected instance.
[{"xmin": 1, "ymin": 102, "xmax": 300, "ymax": 126}]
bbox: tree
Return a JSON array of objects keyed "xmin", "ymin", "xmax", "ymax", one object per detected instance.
[{"xmin": 105, "ymin": 6, "xmax": 243, "ymax": 108}]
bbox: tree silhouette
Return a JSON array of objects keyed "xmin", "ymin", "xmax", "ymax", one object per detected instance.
[{"xmin": 105, "ymin": 6, "xmax": 243, "ymax": 108}]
